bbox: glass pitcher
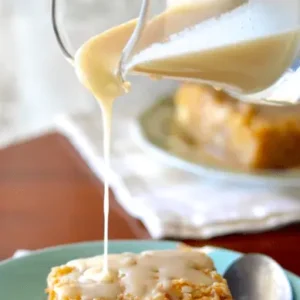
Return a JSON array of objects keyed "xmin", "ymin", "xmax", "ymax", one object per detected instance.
[{"xmin": 52, "ymin": 0, "xmax": 300, "ymax": 105}]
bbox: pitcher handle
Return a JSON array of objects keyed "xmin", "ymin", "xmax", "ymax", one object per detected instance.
[{"xmin": 51, "ymin": 0, "xmax": 150, "ymax": 76}]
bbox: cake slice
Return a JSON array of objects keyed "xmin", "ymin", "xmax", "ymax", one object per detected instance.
[
  {"xmin": 173, "ymin": 83, "xmax": 300, "ymax": 169},
  {"xmin": 46, "ymin": 248, "xmax": 232, "ymax": 300}
]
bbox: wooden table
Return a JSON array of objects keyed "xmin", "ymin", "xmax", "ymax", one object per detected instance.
[{"xmin": 1, "ymin": 133, "xmax": 300, "ymax": 275}]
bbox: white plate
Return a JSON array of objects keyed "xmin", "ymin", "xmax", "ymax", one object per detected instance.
[{"xmin": 132, "ymin": 97, "xmax": 300, "ymax": 187}]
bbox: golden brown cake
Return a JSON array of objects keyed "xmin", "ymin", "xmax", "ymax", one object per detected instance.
[
  {"xmin": 173, "ymin": 83, "xmax": 300, "ymax": 169},
  {"xmin": 46, "ymin": 249, "xmax": 232, "ymax": 300}
]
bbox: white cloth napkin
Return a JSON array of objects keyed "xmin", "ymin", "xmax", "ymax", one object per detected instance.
[{"xmin": 54, "ymin": 79, "xmax": 300, "ymax": 240}]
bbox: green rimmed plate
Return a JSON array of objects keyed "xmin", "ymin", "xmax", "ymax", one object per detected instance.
[{"xmin": 0, "ymin": 240, "xmax": 299, "ymax": 299}]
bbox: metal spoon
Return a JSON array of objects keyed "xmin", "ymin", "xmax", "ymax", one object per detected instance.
[{"xmin": 224, "ymin": 254, "xmax": 293, "ymax": 300}]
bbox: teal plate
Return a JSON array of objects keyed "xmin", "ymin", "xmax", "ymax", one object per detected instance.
[{"xmin": 0, "ymin": 240, "xmax": 299, "ymax": 299}]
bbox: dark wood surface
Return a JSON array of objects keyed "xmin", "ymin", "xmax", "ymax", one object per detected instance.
[{"xmin": 1, "ymin": 133, "xmax": 300, "ymax": 275}]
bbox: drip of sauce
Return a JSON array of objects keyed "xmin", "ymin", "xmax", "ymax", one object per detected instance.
[
  {"xmin": 74, "ymin": 37, "xmax": 131, "ymax": 276},
  {"xmin": 102, "ymin": 100, "xmax": 111, "ymax": 274},
  {"xmin": 74, "ymin": 0, "xmax": 300, "ymax": 281}
]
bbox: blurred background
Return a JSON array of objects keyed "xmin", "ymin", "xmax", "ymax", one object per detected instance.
[{"xmin": 0, "ymin": 0, "xmax": 92, "ymax": 145}]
